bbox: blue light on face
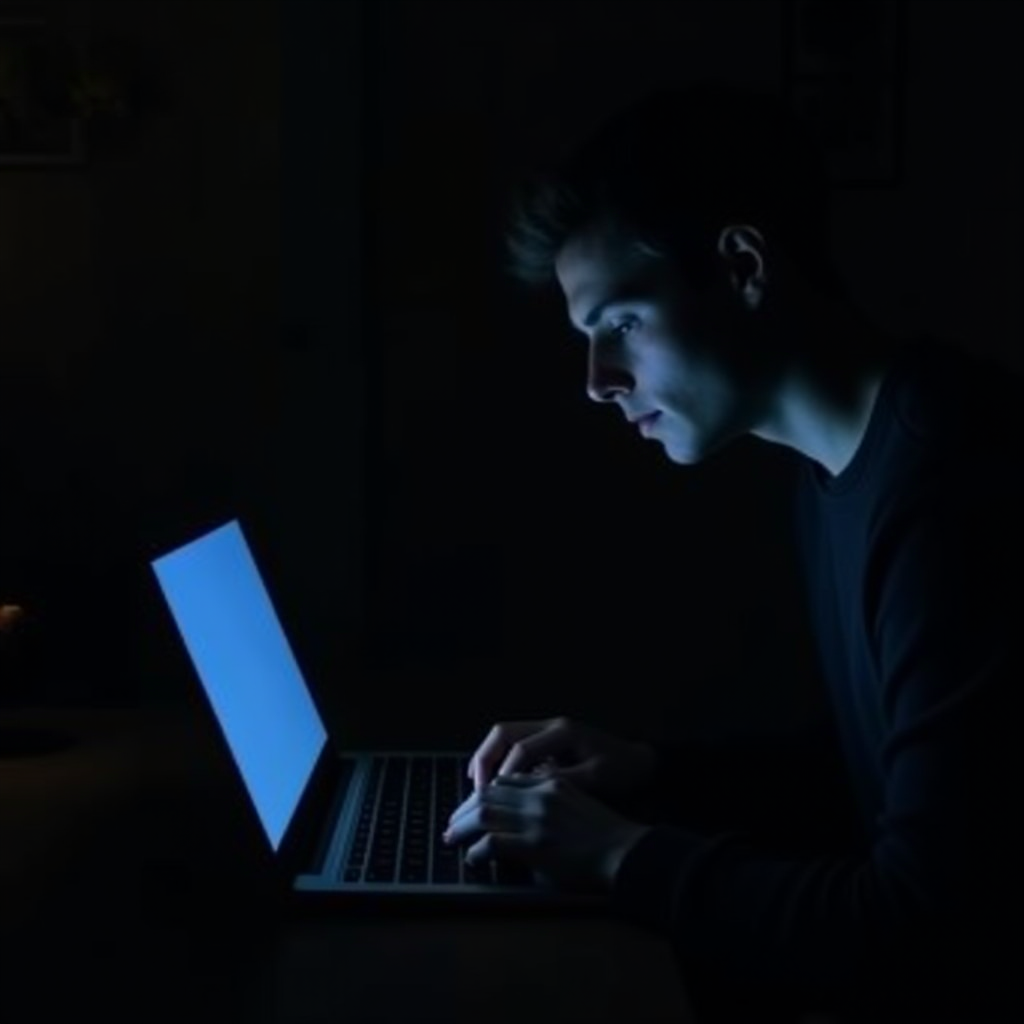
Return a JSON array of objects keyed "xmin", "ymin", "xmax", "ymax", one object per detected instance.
[{"xmin": 152, "ymin": 521, "xmax": 327, "ymax": 850}]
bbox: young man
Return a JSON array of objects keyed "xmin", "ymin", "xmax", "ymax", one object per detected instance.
[{"xmin": 443, "ymin": 83, "xmax": 1023, "ymax": 1022}]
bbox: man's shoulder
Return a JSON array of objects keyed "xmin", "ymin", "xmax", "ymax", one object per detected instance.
[{"xmin": 887, "ymin": 339, "xmax": 1023, "ymax": 452}]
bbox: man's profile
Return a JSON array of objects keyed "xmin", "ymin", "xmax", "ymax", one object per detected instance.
[{"xmin": 442, "ymin": 81, "xmax": 1023, "ymax": 1023}]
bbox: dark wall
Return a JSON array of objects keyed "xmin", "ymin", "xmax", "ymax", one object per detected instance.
[
  {"xmin": 2, "ymin": 1, "xmax": 1020, "ymax": 751},
  {"xmin": 1, "ymin": 0, "xmax": 369, "ymax": 710},
  {"xmin": 1, "ymin": 0, "xmax": 282, "ymax": 703}
]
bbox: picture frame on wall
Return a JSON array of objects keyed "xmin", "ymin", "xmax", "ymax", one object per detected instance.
[
  {"xmin": 782, "ymin": 0, "xmax": 908, "ymax": 189},
  {"xmin": 0, "ymin": 18, "xmax": 85, "ymax": 166}
]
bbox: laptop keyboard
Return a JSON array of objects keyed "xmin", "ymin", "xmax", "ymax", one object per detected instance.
[{"xmin": 341, "ymin": 755, "xmax": 533, "ymax": 886}]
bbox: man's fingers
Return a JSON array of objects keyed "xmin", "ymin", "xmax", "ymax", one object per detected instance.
[
  {"xmin": 498, "ymin": 746, "xmax": 558, "ymax": 779},
  {"xmin": 468, "ymin": 724, "xmax": 516, "ymax": 792},
  {"xmin": 464, "ymin": 831, "xmax": 529, "ymax": 868},
  {"xmin": 448, "ymin": 776, "xmax": 534, "ymax": 831},
  {"xmin": 468, "ymin": 722, "xmax": 545, "ymax": 792},
  {"xmin": 492, "ymin": 772, "xmax": 546, "ymax": 788},
  {"xmin": 497, "ymin": 724, "xmax": 570, "ymax": 778},
  {"xmin": 447, "ymin": 791, "xmax": 480, "ymax": 830},
  {"xmin": 445, "ymin": 803, "xmax": 520, "ymax": 846}
]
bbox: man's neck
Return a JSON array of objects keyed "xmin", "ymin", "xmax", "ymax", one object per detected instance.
[{"xmin": 752, "ymin": 316, "xmax": 897, "ymax": 477}]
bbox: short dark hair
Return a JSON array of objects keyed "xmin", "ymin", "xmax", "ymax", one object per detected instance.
[{"xmin": 505, "ymin": 81, "xmax": 840, "ymax": 294}]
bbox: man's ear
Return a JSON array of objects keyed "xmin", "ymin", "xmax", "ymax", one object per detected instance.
[{"xmin": 717, "ymin": 225, "xmax": 767, "ymax": 311}]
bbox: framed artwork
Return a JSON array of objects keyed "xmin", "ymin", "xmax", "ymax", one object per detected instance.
[
  {"xmin": 1, "ymin": 16, "xmax": 159, "ymax": 168},
  {"xmin": 0, "ymin": 17, "xmax": 85, "ymax": 166},
  {"xmin": 782, "ymin": 0, "xmax": 908, "ymax": 188}
]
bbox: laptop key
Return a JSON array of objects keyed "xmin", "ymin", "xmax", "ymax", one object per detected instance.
[
  {"xmin": 463, "ymin": 860, "xmax": 495, "ymax": 885},
  {"xmin": 369, "ymin": 843, "xmax": 397, "ymax": 864},
  {"xmin": 432, "ymin": 847, "xmax": 460, "ymax": 883},
  {"xmin": 366, "ymin": 863, "xmax": 396, "ymax": 883},
  {"xmin": 401, "ymin": 840, "xmax": 426, "ymax": 859},
  {"xmin": 344, "ymin": 867, "xmax": 362, "ymax": 883}
]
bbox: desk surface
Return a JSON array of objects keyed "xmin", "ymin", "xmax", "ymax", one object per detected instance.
[{"xmin": 0, "ymin": 706, "xmax": 695, "ymax": 1024}]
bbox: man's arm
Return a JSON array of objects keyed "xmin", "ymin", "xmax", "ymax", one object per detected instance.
[
  {"xmin": 611, "ymin": 469, "xmax": 1023, "ymax": 1015},
  {"xmin": 640, "ymin": 720, "xmax": 863, "ymax": 851}
]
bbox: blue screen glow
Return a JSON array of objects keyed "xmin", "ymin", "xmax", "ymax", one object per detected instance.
[{"xmin": 152, "ymin": 520, "xmax": 327, "ymax": 850}]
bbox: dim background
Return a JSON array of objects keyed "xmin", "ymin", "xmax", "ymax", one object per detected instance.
[{"xmin": 1, "ymin": 0, "xmax": 1021, "ymax": 754}]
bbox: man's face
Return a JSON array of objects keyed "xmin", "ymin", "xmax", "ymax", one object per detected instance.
[{"xmin": 555, "ymin": 222, "xmax": 770, "ymax": 465}]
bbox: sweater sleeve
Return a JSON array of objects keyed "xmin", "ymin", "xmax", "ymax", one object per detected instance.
[
  {"xmin": 641, "ymin": 723, "xmax": 863, "ymax": 852},
  {"xmin": 611, "ymin": 461, "xmax": 1023, "ymax": 1008}
]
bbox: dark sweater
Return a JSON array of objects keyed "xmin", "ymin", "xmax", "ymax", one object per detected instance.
[{"xmin": 613, "ymin": 341, "xmax": 1023, "ymax": 1018}]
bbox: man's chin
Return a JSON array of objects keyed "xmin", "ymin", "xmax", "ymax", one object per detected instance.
[
  {"xmin": 661, "ymin": 448, "xmax": 702, "ymax": 467},
  {"xmin": 659, "ymin": 436, "xmax": 704, "ymax": 466},
  {"xmin": 659, "ymin": 431, "xmax": 728, "ymax": 466}
]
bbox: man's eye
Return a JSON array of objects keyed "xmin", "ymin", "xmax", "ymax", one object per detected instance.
[{"xmin": 610, "ymin": 318, "xmax": 637, "ymax": 339}]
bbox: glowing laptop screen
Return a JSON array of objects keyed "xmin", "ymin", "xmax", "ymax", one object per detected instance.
[{"xmin": 152, "ymin": 520, "xmax": 327, "ymax": 850}]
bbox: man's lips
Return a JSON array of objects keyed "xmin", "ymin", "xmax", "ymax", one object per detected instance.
[{"xmin": 630, "ymin": 412, "xmax": 661, "ymax": 431}]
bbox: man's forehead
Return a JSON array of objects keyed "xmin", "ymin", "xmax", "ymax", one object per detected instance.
[
  {"xmin": 558, "ymin": 229, "xmax": 655, "ymax": 309},
  {"xmin": 563, "ymin": 260, "xmax": 673, "ymax": 334}
]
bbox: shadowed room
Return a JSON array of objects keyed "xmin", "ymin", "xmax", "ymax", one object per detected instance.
[{"xmin": 1, "ymin": 1, "xmax": 1021, "ymax": 1022}]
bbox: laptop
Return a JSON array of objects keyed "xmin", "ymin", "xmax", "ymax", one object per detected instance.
[{"xmin": 151, "ymin": 518, "xmax": 602, "ymax": 910}]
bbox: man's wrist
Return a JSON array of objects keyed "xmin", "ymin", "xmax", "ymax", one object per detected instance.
[{"xmin": 601, "ymin": 823, "xmax": 652, "ymax": 888}]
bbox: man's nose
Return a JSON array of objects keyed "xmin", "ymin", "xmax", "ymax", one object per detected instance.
[{"xmin": 586, "ymin": 347, "xmax": 632, "ymax": 403}]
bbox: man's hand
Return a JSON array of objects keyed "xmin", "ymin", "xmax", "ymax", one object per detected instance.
[
  {"xmin": 465, "ymin": 717, "xmax": 656, "ymax": 802},
  {"xmin": 443, "ymin": 772, "xmax": 651, "ymax": 891}
]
